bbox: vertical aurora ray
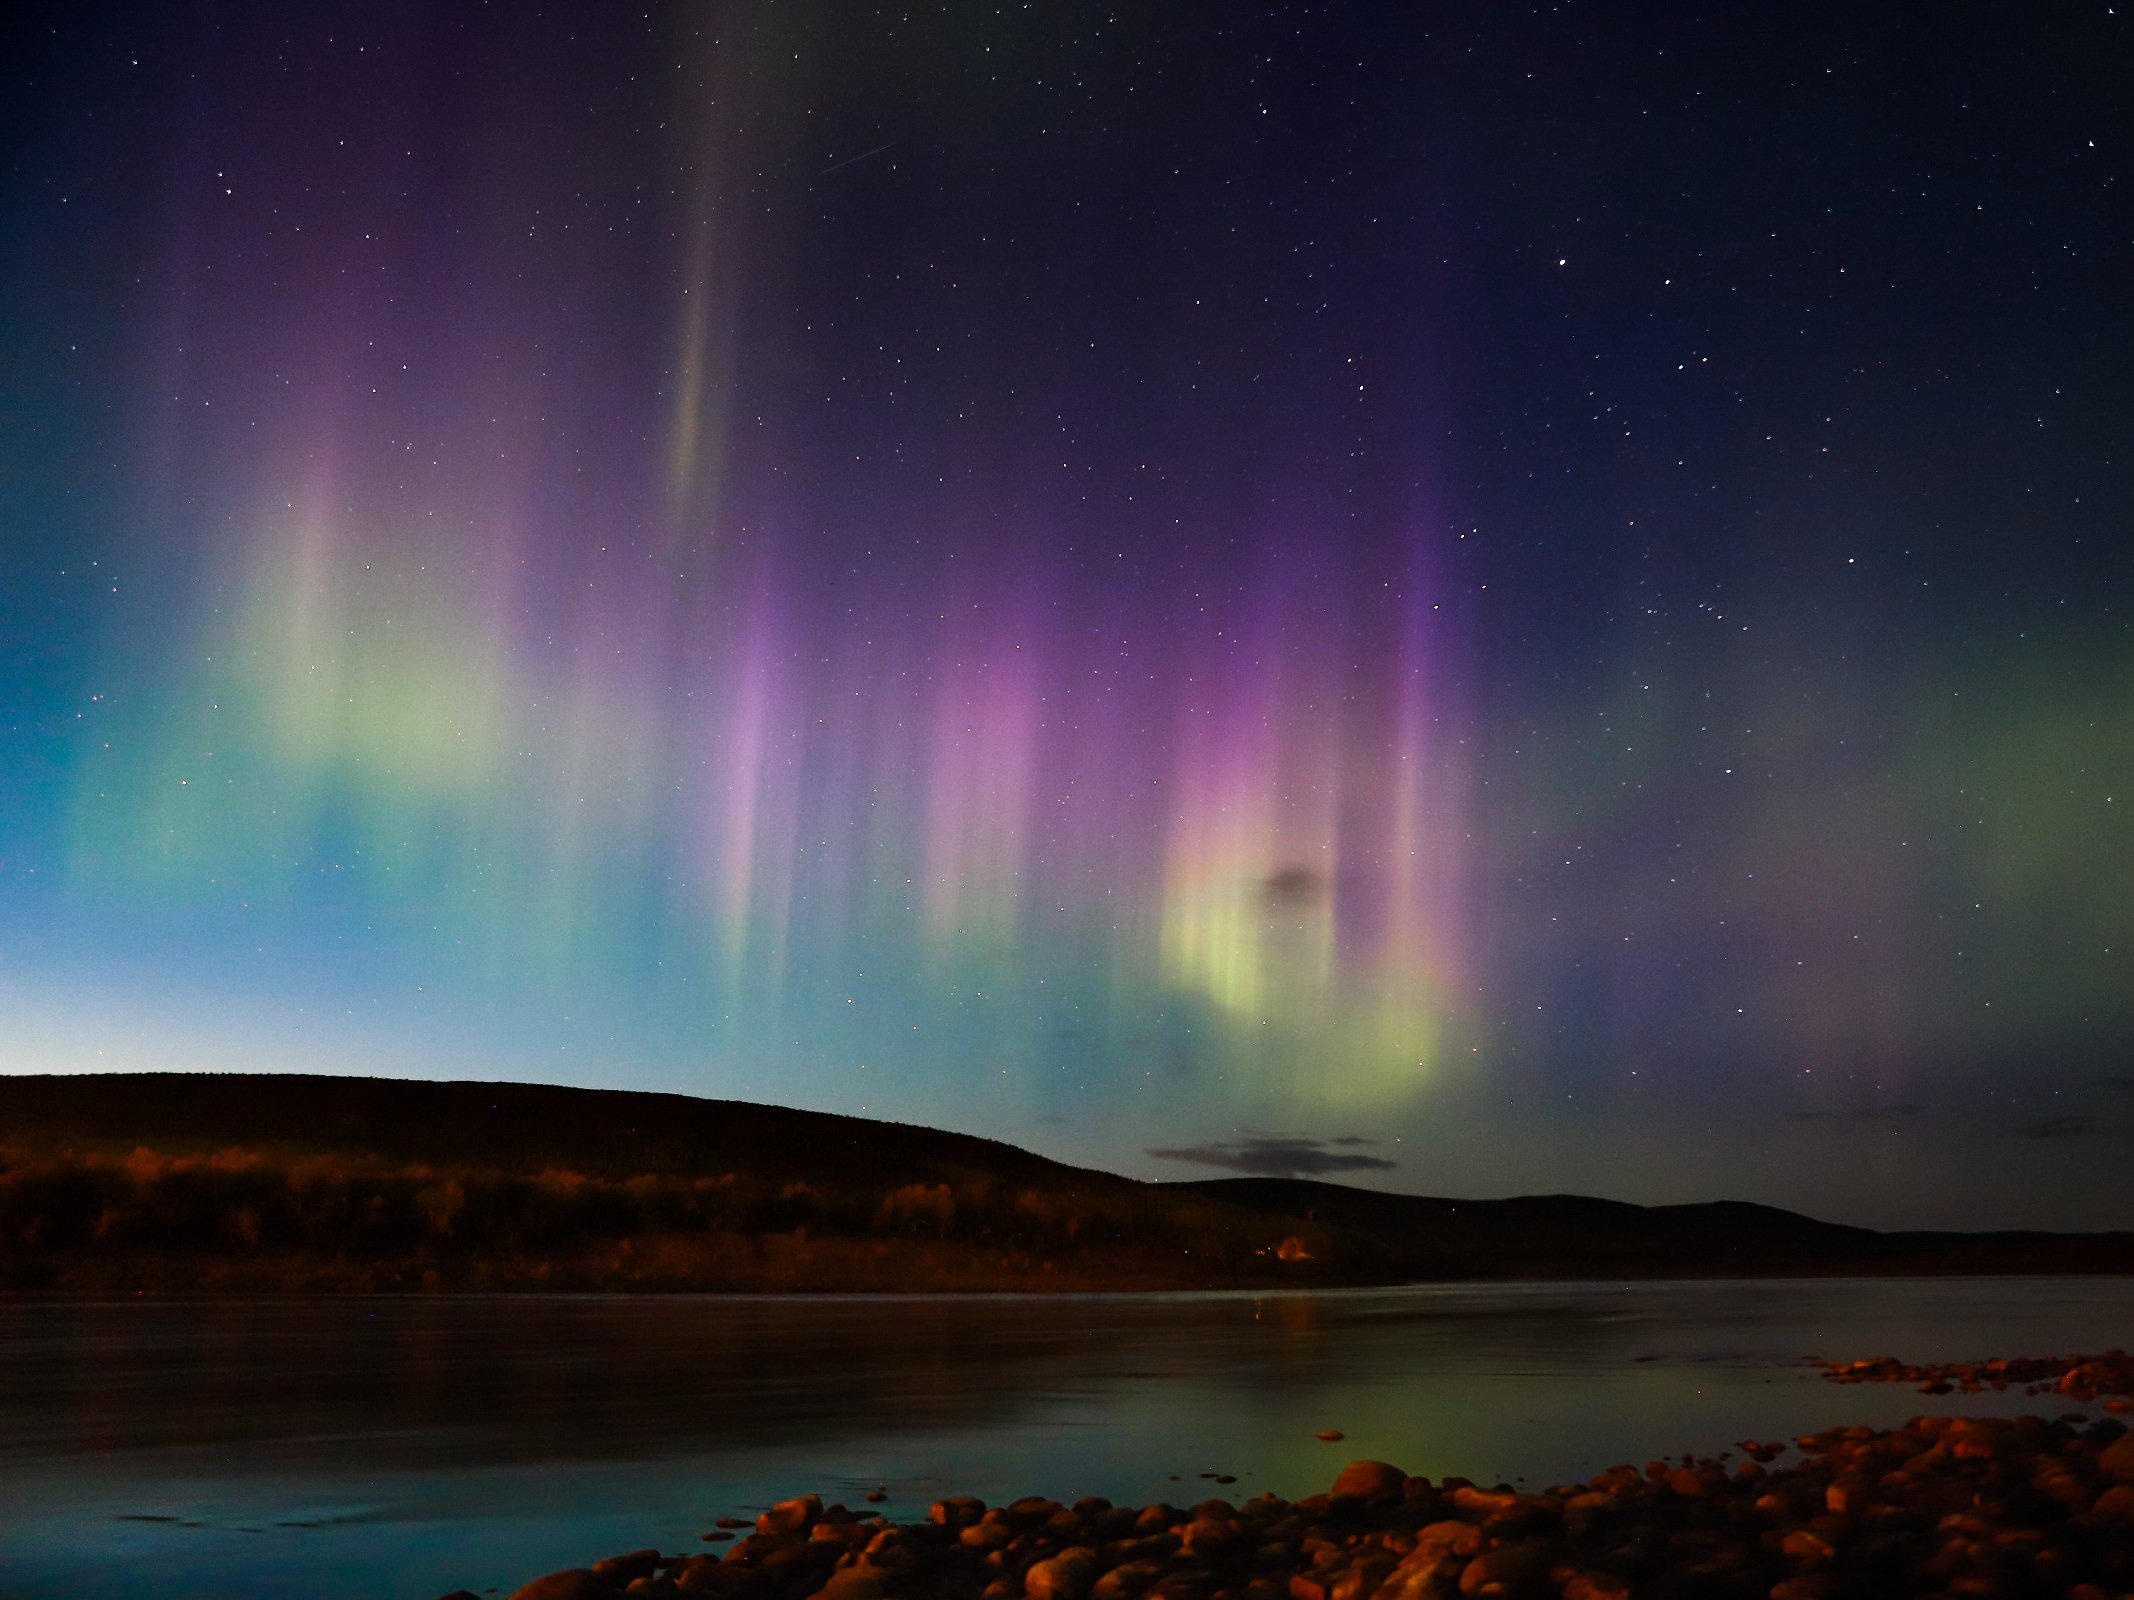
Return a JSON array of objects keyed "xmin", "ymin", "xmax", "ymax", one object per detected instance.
[
  {"xmin": 63, "ymin": 491, "xmax": 1478, "ymax": 1111},
  {"xmin": 1140, "ymin": 557, "xmax": 1473, "ymax": 1102},
  {"xmin": 9, "ymin": 0, "xmax": 2134, "ymax": 1230},
  {"xmin": 921, "ymin": 634, "xmax": 1042, "ymax": 955},
  {"xmin": 662, "ymin": 98, "xmax": 743, "ymax": 557},
  {"xmin": 32, "ymin": 0, "xmax": 1494, "ymax": 1131}
]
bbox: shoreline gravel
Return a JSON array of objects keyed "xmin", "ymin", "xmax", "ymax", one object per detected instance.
[{"xmin": 476, "ymin": 1411, "xmax": 2134, "ymax": 1600}]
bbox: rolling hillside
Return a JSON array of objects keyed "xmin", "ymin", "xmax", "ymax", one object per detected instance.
[{"xmin": 0, "ymin": 1074, "xmax": 2126, "ymax": 1291}]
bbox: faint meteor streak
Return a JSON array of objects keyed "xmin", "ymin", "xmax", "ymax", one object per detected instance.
[{"xmin": 822, "ymin": 142, "xmax": 894, "ymax": 174}]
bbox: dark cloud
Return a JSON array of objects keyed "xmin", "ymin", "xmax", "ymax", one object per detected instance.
[
  {"xmin": 2014, "ymin": 1114, "xmax": 2106, "ymax": 1141},
  {"xmin": 1147, "ymin": 1135, "xmax": 1397, "ymax": 1177},
  {"xmin": 2093, "ymin": 1075, "xmax": 2134, "ymax": 1095},
  {"xmin": 1260, "ymin": 866, "xmax": 1327, "ymax": 910},
  {"xmin": 1791, "ymin": 1103, "xmax": 1928, "ymax": 1128}
]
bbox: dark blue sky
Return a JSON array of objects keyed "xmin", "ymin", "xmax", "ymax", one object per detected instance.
[{"xmin": 1, "ymin": 1, "xmax": 2129, "ymax": 1227}]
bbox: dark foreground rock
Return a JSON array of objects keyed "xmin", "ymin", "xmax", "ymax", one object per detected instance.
[{"xmin": 485, "ymin": 1413, "xmax": 2134, "ymax": 1600}]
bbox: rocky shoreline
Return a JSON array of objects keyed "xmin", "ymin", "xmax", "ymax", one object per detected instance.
[
  {"xmin": 1812, "ymin": 1350, "xmax": 2134, "ymax": 1409},
  {"xmin": 476, "ymin": 1410, "xmax": 2134, "ymax": 1600}
]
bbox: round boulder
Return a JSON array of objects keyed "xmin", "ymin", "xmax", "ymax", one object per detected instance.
[
  {"xmin": 811, "ymin": 1569, "xmax": 887, "ymax": 1600},
  {"xmin": 508, "ymin": 1572, "xmax": 610, "ymax": 1600},
  {"xmin": 761, "ymin": 1495, "xmax": 824, "ymax": 1536},
  {"xmin": 1024, "ymin": 1547, "xmax": 1101, "ymax": 1600},
  {"xmin": 2092, "ymin": 1483, "xmax": 2134, "ymax": 1522},
  {"xmin": 1457, "ymin": 1545, "xmax": 1549, "ymax": 1598},
  {"xmin": 1331, "ymin": 1461, "xmax": 1407, "ymax": 1504},
  {"xmin": 2100, "ymin": 1433, "xmax": 2134, "ymax": 1482},
  {"xmin": 674, "ymin": 1558, "xmax": 726, "ymax": 1594}
]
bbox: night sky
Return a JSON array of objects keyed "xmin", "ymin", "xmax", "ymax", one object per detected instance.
[{"xmin": 2, "ymin": 2, "xmax": 2129, "ymax": 1229}]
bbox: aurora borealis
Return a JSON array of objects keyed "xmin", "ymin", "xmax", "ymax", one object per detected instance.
[{"xmin": 2, "ymin": 1, "xmax": 2130, "ymax": 1228}]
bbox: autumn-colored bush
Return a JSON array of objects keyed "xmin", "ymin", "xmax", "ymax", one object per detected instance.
[
  {"xmin": 877, "ymin": 1181, "xmax": 956, "ymax": 1236},
  {"xmin": 0, "ymin": 1137, "xmax": 1321, "ymax": 1289}
]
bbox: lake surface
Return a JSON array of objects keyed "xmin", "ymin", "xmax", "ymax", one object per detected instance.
[{"xmin": 2, "ymin": 1278, "xmax": 2131, "ymax": 1600}]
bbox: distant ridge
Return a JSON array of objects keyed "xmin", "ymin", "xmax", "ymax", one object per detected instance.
[
  {"xmin": 0, "ymin": 1073, "xmax": 2127, "ymax": 1291},
  {"xmin": 1172, "ymin": 1177, "xmax": 2130, "ymax": 1280}
]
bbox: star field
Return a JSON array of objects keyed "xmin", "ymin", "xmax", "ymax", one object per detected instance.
[{"xmin": 0, "ymin": 1, "xmax": 2129, "ymax": 1227}]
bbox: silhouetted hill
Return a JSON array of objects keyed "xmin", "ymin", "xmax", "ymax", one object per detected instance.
[
  {"xmin": 0, "ymin": 1071, "xmax": 1110, "ymax": 1192},
  {"xmin": 0, "ymin": 1072, "xmax": 1272, "ymax": 1291},
  {"xmin": 1, "ymin": 1074, "xmax": 2127, "ymax": 1291}
]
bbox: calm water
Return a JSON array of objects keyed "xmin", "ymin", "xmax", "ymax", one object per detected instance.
[{"xmin": 2, "ymin": 1278, "xmax": 2130, "ymax": 1600}]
